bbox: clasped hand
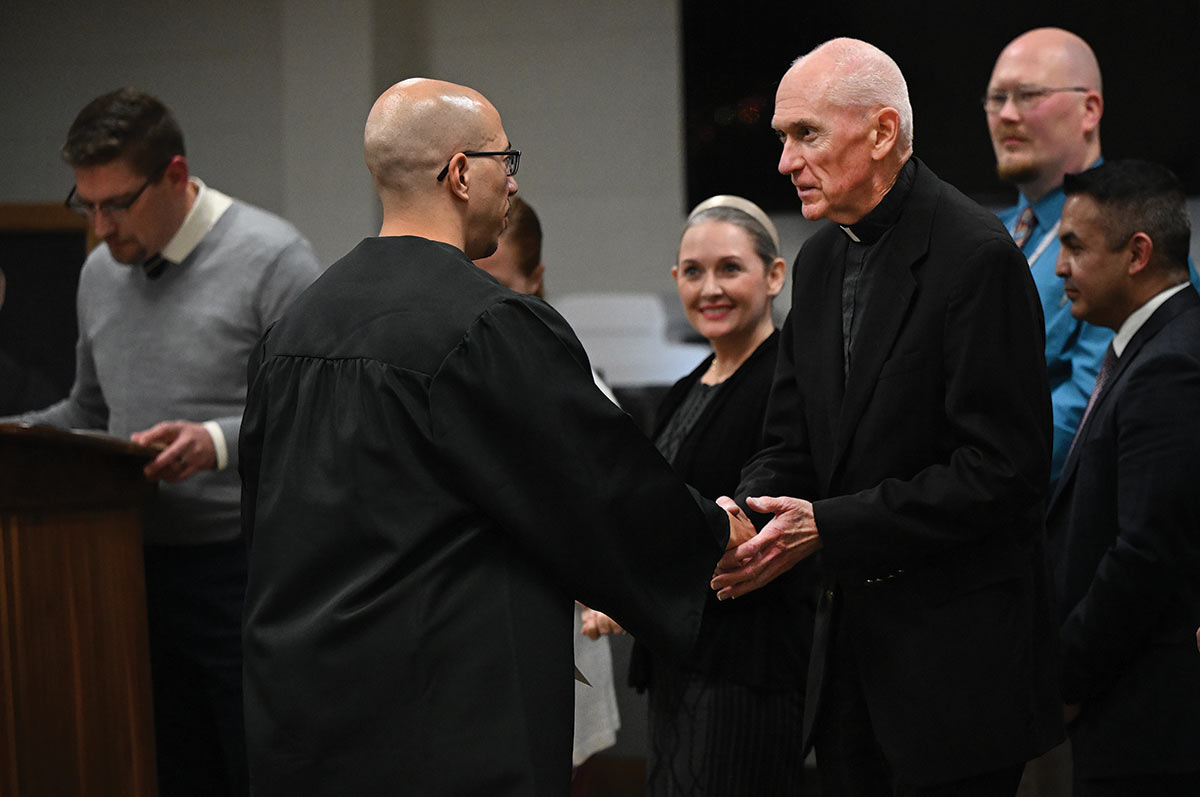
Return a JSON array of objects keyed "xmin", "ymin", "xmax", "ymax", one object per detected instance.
[
  {"xmin": 710, "ymin": 495, "xmax": 821, "ymax": 601},
  {"xmin": 578, "ymin": 498, "xmax": 764, "ymax": 639}
]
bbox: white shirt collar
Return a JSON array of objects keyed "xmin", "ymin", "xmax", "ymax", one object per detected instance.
[
  {"xmin": 1112, "ymin": 282, "xmax": 1189, "ymax": 357},
  {"xmin": 159, "ymin": 177, "xmax": 233, "ymax": 264}
]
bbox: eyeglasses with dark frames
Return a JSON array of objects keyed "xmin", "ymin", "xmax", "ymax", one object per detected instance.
[
  {"xmin": 64, "ymin": 166, "xmax": 167, "ymax": 220},
  {"xmin": 436, "ymin": 149, "xmax": 521, "ymax": 182},
  {"xmin": 981, "ymin": 86, "xmax": 1089, "ymax": 114}
]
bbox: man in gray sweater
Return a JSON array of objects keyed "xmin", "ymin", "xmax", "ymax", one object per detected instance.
[{"xmin": 3, "ymin": 88, "xmax": 322, "ymax": 797}]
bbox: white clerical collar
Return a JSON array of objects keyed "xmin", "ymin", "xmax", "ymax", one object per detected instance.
[
  {"xmin": 1112, "ymin": 282, "xmax": 1189, "ymax": 357},
  {"xmin": 159, "ymin": 177, "xmax": 233, "ymax": 264}
]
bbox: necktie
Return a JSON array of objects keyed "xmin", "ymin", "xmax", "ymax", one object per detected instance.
[
  {"xmin": 1066, "ymin": 343, "xmax": 1116, "ymax": 461},
  {"xmin": 143, "ymin": 254, "xmax": 170, "ymax": 280},
  {"xmin": 1011, "ymin": 205, "xmax": 1037, "ymax": 249}
]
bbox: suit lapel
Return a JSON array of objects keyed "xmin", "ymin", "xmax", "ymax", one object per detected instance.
[
  {"xmin": 792, "ymin": 232, "xmax": 848, "ymax": 495},
  {"xmin": 1050, "ymin": 288, "xmax": 1199, "ymax": 511},
  {"xmin": 827, "ymin": 168, "xmax": 935, "ymax": 485}
]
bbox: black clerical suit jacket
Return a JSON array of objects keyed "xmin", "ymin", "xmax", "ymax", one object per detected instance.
[
  {"xmin": 739, "ymin": 158, "xmax": 1063, "ymax": 786},
  {"xmin": 239, "ymin": 236, "xmax": 729, "ymax": 796},
  {"xmin": 1046, "ymin": 286, "xmax": 1200, "ymax": 780}
]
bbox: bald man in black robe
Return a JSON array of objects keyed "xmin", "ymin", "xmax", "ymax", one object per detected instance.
[{"xmin": 239, "ymin": 78, "xmax": 751, "ymax": 796}]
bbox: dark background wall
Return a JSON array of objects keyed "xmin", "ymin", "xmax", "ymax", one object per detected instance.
[{"xmin": 683, "ymin": 2, "xmax": 1200, "ymax": 210}]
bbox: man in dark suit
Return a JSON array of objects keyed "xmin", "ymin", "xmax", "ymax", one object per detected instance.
[
  {"xmin": 1047, "ymin": 160, "xmax": 1200, "ymax": 796},
  {"xmin": 711, "ymin": 38, "xmax": 1063, "ymax": 795}
]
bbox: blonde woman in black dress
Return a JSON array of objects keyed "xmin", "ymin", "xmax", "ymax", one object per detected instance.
[{"xmin": 585, "ymin": 195, "xmax": 817, "ymax": 795}]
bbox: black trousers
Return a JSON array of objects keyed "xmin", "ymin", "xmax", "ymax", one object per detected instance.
[
  {"xmin": 812, "ymin": 608, "xmax": 1023, "ymax": 797},
  {"xmin": 143, "ymin": 537, "xmax": 248, "ymax": 797}
]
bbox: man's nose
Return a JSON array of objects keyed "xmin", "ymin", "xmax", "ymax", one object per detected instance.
[
  {"xmin": 997, "ymin": 94, "xmax": 1022, "ymax": 122},
  {"xmin": 91, "ymin": 210, "xmax": 115, "ymax": 238},
  {"xmin": 778, "ymin": 141, "xmax": 803, "ymax": 175}
]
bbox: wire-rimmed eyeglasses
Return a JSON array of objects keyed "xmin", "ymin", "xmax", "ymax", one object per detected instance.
[{"xmin": 981, "ymin": 86, "xmax": 1089, "ymax": 114}]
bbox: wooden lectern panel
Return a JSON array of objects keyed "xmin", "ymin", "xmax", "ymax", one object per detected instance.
[{"xmin": 0, "ymin": 424, "xmax": 158, "ymax": 797}]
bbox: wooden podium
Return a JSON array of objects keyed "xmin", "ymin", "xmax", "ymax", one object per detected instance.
[{"xmin": 0, "ymin": 423, "xmax": 159, "ymax": 797}]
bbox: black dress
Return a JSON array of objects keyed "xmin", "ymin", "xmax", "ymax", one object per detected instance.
[{"xmin": 635, "ymin": 330, "xmax": 818, "ymax": 796}]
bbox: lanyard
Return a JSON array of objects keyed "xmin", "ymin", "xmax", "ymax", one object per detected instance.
[
  {"xmin": 1016, "ymin": 220, "xmax": 1067, "ymax": 307},
  {"xmin": 1022, "ymin": 220, "xmax": 1060, "ymax": 267}
]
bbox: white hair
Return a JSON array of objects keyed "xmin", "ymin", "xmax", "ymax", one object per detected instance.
[{"xmin": 795, "ymin": 38, "xmax": 914, "ymax": 151}]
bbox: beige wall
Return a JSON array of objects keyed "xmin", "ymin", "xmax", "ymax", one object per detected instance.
[{"xmin": 0, "ymin": 0, "xmax": 709, "ymax": 298}]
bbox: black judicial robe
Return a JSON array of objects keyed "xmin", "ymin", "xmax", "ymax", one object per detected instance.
[{"xmin": 239, "ymin": 236, "xmax": 728, "ymax": 796}]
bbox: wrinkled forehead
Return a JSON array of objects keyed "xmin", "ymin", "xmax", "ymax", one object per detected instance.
[
  {"xmin": 773, "ymin": 68, "xmax": 869, "ymax": 137},
  {"xmin": 774, "ymin": 64, "xmax": 830, "ymax": 123}
]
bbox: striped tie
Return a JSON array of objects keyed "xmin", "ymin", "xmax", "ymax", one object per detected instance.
[
  {"xmin": 1066, "ymin": 343, "xmax": 1117, "ymax": 462},
  {"xmin": 1011, "ymin": 205, "xmax": 1037, "ymax": 249}
]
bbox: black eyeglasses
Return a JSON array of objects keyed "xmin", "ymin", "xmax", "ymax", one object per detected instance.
[
  {"xmin": 981, "ymin": 86, "xmax": 1089, "ymax": 114},
  {"xmin": 64, "ymin": 170, "xmax": 162, "ymax": 220},
  {"xmin": 436, "ymin": 149, "xmax": 521, "ymax": 182}
]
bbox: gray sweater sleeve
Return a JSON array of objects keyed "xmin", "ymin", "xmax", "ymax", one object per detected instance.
[{"xmin": 213, "ymin": 234, "xmax": 322, "ymax": 469}]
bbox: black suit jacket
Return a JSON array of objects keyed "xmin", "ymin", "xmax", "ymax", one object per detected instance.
[
  {"xmin": 1046, "ymin": 286, "xmax": 1200, "ymax": 779},
  {"xmin": 739, "ymin": 158, "xmax": 1063, "ymax": 786}
]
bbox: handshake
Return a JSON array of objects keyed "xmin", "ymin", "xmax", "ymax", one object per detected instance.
[{"xmin": 579, "ymin": 494, "xmax": 822, "ymax": 640}]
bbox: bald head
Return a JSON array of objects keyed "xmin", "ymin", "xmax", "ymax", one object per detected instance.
[
  {"xmin": 987, "ymin": 28, "xmax": 1103, "ymax": 200},
  {"xmin": 364, "ymin": 78, "xmax": 503, "ymax": 199},
  {"xmin": 363, "ymin": 78, "xmax": 517, "ymax": 259},
  {"xmin": 995, "ymin": 28, "xmax": 1102, "ymax": 95},
  {"xmin": 773, "ymin": 38, "xmax": 912, "ymax": 223},
  {"xmin": 793, "ymin": 38, "xmax": 914, "ymax": 153}
]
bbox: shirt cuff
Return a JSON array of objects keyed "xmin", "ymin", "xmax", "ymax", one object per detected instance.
[{"xmin": 202, "ymin": 421, "xmax": 229, "ymax": 470}]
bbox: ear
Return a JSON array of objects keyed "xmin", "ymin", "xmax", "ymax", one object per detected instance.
[
  {"xmin": 528, "ymin": 262, "xmax": 546, "ymax": 296},
  {"xmin": 869, "ymin": 107, "xmax": 901, "ymax": 161},
  {"xmin": 445, "ymin": 153, "xmax": 471, "ymax": 201},
  {"xmin": 1126, "ymin": 231, "xmax": 1153, "ymax": 276},
  {"xmin": 1081, "ymin": 91, "xmax": 1103, "ymax": 135},
  {"xmin": 162, "ymin": 154, "xmax": 189, "ymax": 189},
  {"xmin": 671, "ymin": 264, "xmax": 680, "ymax": 281},
  {"xmin": 766, "ymin": 256, "xmax": 787, "ymax": 297}
]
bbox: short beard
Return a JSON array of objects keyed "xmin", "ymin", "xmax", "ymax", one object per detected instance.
[{"xmin": 996, "ymin": 160, "xmax": 1042, "ymax": 187}]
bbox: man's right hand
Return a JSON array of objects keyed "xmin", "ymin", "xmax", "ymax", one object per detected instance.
[
  {"xmin": 717, "ymin": 495, "xmax": 756, "ymax": 551},
  {"xmin": 711, "ymin": 495, "xmax": 821, "ymax": 600}
]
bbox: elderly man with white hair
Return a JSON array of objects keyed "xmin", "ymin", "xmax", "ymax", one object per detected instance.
[{"xmin": 712, "ymin": 38, "xmax": 1063, "ymax": 795}]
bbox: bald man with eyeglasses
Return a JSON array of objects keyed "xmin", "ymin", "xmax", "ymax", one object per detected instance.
[{"xmin": 239, "ymin": 78, "xmax": 752, "ymax": 796}]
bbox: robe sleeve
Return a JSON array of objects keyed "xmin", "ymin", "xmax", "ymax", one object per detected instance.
[{"xmin": 427, "ymin": 297, "xmax": 728, "ymax": 662}]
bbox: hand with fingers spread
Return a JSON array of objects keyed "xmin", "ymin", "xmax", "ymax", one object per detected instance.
[
  {"xmin": 132, "ymin": 420, "xmax": 217, "ymax": 482},
  {"xmin": 710, "ymin": 495, "xmax": 821, "ymax": 601}
]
